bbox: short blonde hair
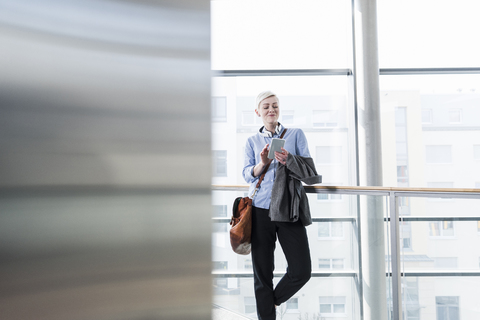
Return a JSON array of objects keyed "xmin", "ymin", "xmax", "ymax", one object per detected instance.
[{"xmin": 256, "ymin": 90, "xmax": 279, "ymax": 109}]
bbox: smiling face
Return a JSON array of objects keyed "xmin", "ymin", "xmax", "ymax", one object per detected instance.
[{"xmin": 255, "ymin": 95, "xmax": 280, "ymax": 127}]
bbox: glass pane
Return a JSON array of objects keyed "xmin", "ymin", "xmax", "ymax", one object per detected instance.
[
  {"xmin": 211, "ymin": 0, "xmax": 351, "ymax": 70},
  {"xmin": 319, "ymin": 259, "xmax": 330, "ymax": 269},
  {"xmin": 331, "ymin": 222, "xmax": 344, "ymax": 237},
  {"xmin": 211, "ymin": 75, "xmax": 356, "ymax": 186},
  {"xmin": 333, "ymin": 303, "xmax": 345, "ymax": 313},
  {"xmin": 320, "ymin": 304, "xmax": 332, "ymax": 313},
  {"xmin": 213, "ymin": 277, "xmax": 360, "ymax": 319},
  {"xmin": 378, "ymin": 0, "xmax": 480, "ymax": 68},
  {"xmin": 380, "ymin": 74, "xmax": 480, "ymax": 189}
]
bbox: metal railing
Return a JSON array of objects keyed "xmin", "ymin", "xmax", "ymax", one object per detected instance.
[{"xmin": 212, "ymin": 184, "xmax": 480, "ymax": 320}]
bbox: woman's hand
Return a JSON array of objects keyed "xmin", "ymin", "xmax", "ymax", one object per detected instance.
[
  {"xmin": 260, "ymin": 143, "xmax": 270, "ymax": 165},
  {"xmin": 253, "ymin": 144, "xmax": 270, "ymax": 177},
  {"xmin": 275, "ymin": 147, "xmax": 289, "ymax": 165}
]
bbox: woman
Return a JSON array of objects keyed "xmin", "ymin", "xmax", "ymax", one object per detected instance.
[{"xmin": 243, "ymin": 91, "xmax": 321, "ymax": 320}]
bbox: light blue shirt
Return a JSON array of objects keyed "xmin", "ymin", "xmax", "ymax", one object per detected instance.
[{"xmin": 242, "ymin": 125, "xmax": 311, "ymax": 209}]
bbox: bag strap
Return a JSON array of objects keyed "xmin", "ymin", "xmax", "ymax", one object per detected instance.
[{"xmin": 252, "ymin": 128, "xmax": 287, "ymax": 197}]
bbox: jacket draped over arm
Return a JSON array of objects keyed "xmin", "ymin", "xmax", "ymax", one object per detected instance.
[{"xmin": 269, "ymin": 154, "xmax": 322, "ymax": 226}]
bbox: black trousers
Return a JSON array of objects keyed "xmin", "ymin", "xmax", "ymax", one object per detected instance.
[{"xmin": 251, "ymin": 206, "xmax": 312, "ymax": 320}]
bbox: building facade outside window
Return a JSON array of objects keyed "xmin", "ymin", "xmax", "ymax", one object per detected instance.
[
  {"xmin": 319, "ymin": 258, "xmax": 345, "ymax": 270},
  {"xmin": 213, "ymin": 150, "xmax": 227, "ymax": 177},
  {"xmin": 319, "ymin": 296, "xmax": 346, "ymax": 317},
  {"xmin": 212, "ymin": 96, "xmax": 227, "ymax": 122},
  {"xmin": 286, "ymin": 298, "xmax": 299, "ymax": 313},
  {"xmin": 429, "ymin": 221, "xmax": 455, "ymax": 237},
  {"xmin": 436, "ymin": 296, "xmax": 459, "ymax": 320},
  {"xmin": 318, "ymin": 222, "xmax": 344, "ymax": 239}
]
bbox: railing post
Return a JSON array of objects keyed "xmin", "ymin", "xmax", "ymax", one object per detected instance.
[{"xmin": 389, "ymin": 192, "xmax": 402, "ymax": 320}]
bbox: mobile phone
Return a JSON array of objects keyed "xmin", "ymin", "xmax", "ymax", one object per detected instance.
[{"xmin": 267, "ymin": 138, "xmax": 286, "ymax": 159}]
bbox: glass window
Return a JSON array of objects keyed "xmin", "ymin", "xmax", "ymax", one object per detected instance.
[
  {"xmin": 318, "ymin": 258, "xmax": 344, "ymax": 269},
  {"xmin": 213, "ymin": 261, "xmax": 228, "ymax": 270},
  {"xmin": 213, "ymin": 150, "xmax": 227, "ymax": 177},
  {"xmin": 212, "ymin": 97, "xmax": 227, "ymax": 122},
  {"xmin": 211, "ymin": 75, "xmax": 356, "ymax": 187},
  {"xmin": 426, "ymin": 146, "xmax": 452, "ymax": 164},
  {"xmin": 429, "ymin": 221, "xmax": 455, "ymax": 237},
  {"xmin": 319, "ymin": 259, "xmax": 331, "ymax": 269},
  {"xmin": 317, "ymin": 194, "xmax": 329, "ymax": 200},
  {"xmin": 211, "ymin": 0, "xmax": 351, "ymax": 70},
  {"xmin": 286, "ymin": 297, "xmax": 299, "ymax": 311},
  {"xmin": 244, "ymin": 259, "xmax": 252, "ymax": 270},
  {"xmin": 244, "ymin": 297, "xmax": 256, "ymax": 314},
  {"xmin": 422, "ymin": 108, "xmax": 433, "ymax": 124},
  {"xmin": 318, "ymin": 222, "xmax": 344, "ymax": 239},
  {"xmin": 316, "ymin": 146, "xmax": 342, "ymax": 164},
  {"xmin": 436, "ymin": 296, "xmax": 459, "ymax": 320},
  {"xmin": 213, "ymin": 278, "xmax": 228, "ymax": 289},
  {"xmin": 212, "ymin": 223, "xmax": 227, "ymax": 233},
  {"xmin": 448, "ymin": 109, "xmax": 462, "ymax": 124},
  {"xmin": 319, "ymin": 296, "xmax": 346, "ymax": 316},
  {"xmin": 380, "ymin": 74, "xmax": 480, "ymax": 189},
  {"xmin": 213, "ymin": 205, "xmax": 227, "ymax": 217},
  {"xmin": 332, "ymin": 258, "xmax": 344, "ymax": 269},
  {"xmin": 377, "ymin": 1, "xmax": 480, "ymax": 68}
]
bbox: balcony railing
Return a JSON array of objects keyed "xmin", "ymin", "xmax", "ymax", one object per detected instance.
[{"xmin": 212, "ymin": 185, "xmax": 480, "ymax": 320}]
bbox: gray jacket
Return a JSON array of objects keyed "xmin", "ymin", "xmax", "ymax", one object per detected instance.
[{"xmin": 269, "ymin": 154, "xmax": 322, "ymax": 226}]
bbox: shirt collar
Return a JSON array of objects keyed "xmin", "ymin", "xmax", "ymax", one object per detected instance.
[{"xmin": 259, "ymin": 123, "xmax": 284, "ymax": 138}]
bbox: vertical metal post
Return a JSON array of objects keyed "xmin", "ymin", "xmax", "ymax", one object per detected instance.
[
  {"xmin": 352, "ymin": 0, "xmax": 387, "ymax": 319},
  {"xmin": 389, "ymin": 192, "xmax": 402, "ymax": 320}
]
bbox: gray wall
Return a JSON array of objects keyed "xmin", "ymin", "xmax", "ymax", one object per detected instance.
[{"xmin": 0, "ymin": 1, "xmax": 212, "ymax": 319}]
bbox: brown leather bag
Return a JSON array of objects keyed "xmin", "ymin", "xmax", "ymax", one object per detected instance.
[{"xmin": 230, "ymin": 129, "xmax": 287, "ymax": 255}]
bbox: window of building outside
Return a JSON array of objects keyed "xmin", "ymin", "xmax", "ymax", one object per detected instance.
[
  {"xmin": 213, "ymin": 205, "xmax": 227, "ymax": 217},
  {"xmin": 213, "ymin": 261, "xmax": 228, "ymax": 270},
  {"xmin": 448, "ymin": 108, "xmax": 462, "ymax": 124},
  {"xmin": 400, "ymin": 221, "xmax": 412, "ymax": 250},
  {"xmin": 244, "ymin": 259, "xmax": 252, "ymax": 269},
  {"xmin": 244, "ymin": 297, "xmax": 256, "ymax": 314},
  {"xmin": 319, "ymin": 296, "xmax": 346, "ymax": 316},
  {"xmin": 400, "ymin": 277, "xmax": 420, "ymax": 320},
  {"xmin": 286, "ymin": 297, "xmax": 299, "ymax": 312},
  {"xmin": 212, "ymin": 96, "xmax": 227, "ymax": 122},
  {"xmin": 422, "ymin": 108, "xmax": 433, "ymax": 124},
  {"xmin": 318, "ymin": 222, "xmax": 344, "ymax": 239},
  {"xmin": 319, "ymin": 258, "xmax": 344, "ymax": 270},
  {"xmin": 212, "ymin": 223, "xmax": 227, "ymax": 233},
  {"xmin": 429, "ymin": 221, "xmax": 455, "ymax": 237},
  {"xmin": 213, "ymin": 150, "xmax": 227, "ymax": 177},
  {"xmin": 436, "ymin": 296, "xmax": 459, "ymax": 320}
]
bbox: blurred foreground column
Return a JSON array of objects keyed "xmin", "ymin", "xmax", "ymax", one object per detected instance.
[{"xmin": 0, "ymin": 1, "xmax": 211, "ymax": 319}]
